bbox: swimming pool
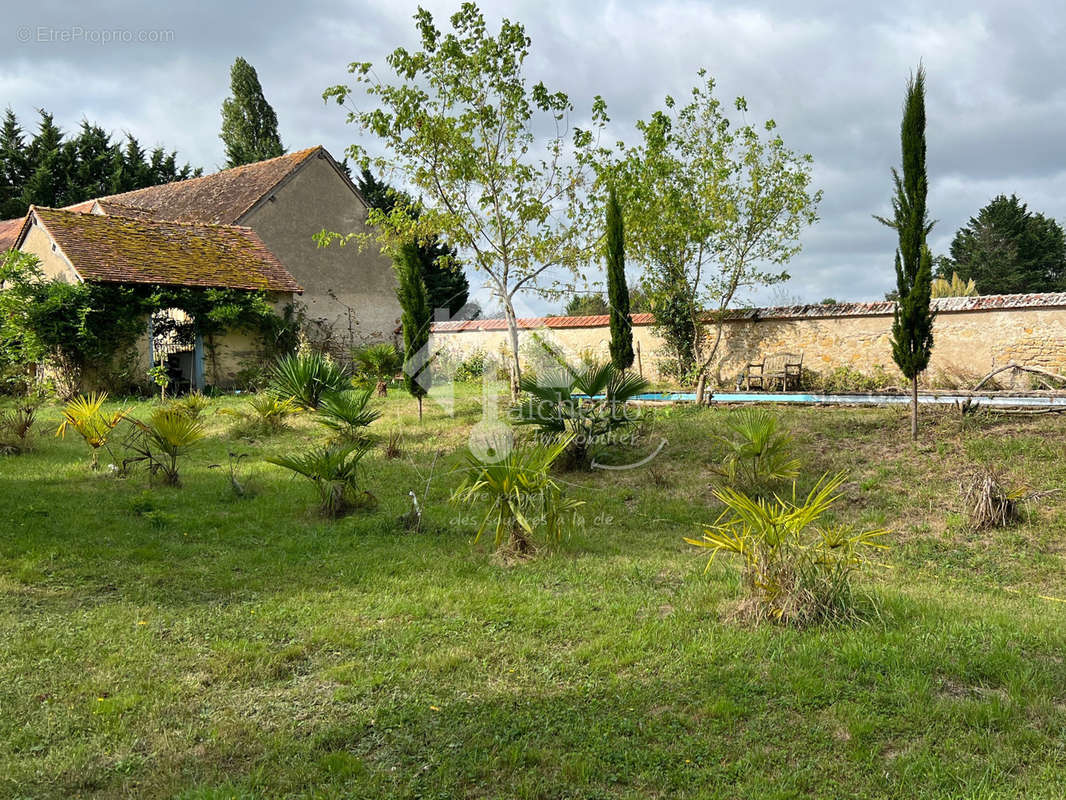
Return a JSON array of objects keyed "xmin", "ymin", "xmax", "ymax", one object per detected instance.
[{"xmin": 626, "ymin": 391, "xmax": 1066, "ymax": 408}]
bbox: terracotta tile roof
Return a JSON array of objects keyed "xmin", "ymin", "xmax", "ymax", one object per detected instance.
[
  {"xmin": 83, "ymin": 147, "xmax": 323, "ymax": 225},
  {"xmin": 26, "ymin": 207, "xmax": 302, "ymax": 293},
  {"xmin": 63, "ymin": 199, "xmax": 98, "ymax": 214},
  {"xmin": 431, "ymin": 294, "xmax": 1066, "ymax": 332},
  {"xmin": 0, "ymin": 216, "xmax": 24, "ymax": 251}
]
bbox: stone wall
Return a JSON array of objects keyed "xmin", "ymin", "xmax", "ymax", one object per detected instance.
[{"xmin": 430, "ymin": 294, "xmax": 1066, "ymax": 387}]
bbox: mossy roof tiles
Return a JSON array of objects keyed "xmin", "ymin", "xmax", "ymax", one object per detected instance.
[
  {"xmin": 27, "ymin": 207, "xmax": 301, "ymax": 293},
  {"xmin": 79, "ymin": 147, "xmax": 322, "ymax": 225}
]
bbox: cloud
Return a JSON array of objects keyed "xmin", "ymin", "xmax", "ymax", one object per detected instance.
[{"xmin": 2, "ymin": 0, "xmax": 1065, "ymax": 310}]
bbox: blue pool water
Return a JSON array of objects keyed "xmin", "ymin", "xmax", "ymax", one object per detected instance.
[{"xmin": 625, "ymin": 391, "xmax": 1066, "ymax": 408}]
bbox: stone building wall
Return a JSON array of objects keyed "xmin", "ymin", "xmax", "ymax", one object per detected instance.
[{"xmin": 430, "ymin": 294, "xmax": 1066, "ymax": 387}]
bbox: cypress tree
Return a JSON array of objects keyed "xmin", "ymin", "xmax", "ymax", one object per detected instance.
[
  {"xmin": 605, "ymin": 186, "xmax": 633, "ymax": 371},
  {"xmin": 879, "ymin": 66, "xmax": 935, "ymax": 441},
  {"xmin": 394, "ymin": 241, "xmax": 432, "ymax": 421},
  {"xmin": 220, "ymin": 57, "xmax": 285, "ymax": 168}
]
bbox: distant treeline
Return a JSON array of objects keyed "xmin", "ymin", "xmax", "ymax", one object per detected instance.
[{"xmin": 0, "ymin": 108, "xmax": 200, "ymax": 219}]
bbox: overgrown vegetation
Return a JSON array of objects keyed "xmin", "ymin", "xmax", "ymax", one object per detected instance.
[
  {"xmin": 0, "ymin": 251, "xmax": 286, "ymax": 397},
  {"xmin": 2, "ymin": 394, "xmax": 1066, "ymax": 797},
  {"xmin": 688, "ymin": 472, "xmax": 889, "ymax": 624}
]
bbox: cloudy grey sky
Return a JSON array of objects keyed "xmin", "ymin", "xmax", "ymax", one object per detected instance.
[{"xmin": 3, "ymin": 0, "xmax": 1065, "ymax": 312}]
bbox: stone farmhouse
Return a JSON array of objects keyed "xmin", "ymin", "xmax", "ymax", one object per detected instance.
[{"xmin": 0, "ymin": 146, "xmax": 400, "ymax": 390}]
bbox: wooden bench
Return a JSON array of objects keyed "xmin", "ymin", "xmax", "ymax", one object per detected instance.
[{"xmin": 745, "ymin": 352, "xmax": 804, "ymax": 391}]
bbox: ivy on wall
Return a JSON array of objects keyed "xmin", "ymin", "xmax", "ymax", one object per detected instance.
[{"xmin": 0, "ymin": 251, "xmax": 292, "ymax": 395}]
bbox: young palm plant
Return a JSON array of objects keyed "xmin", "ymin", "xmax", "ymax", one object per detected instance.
[
  {"xmin": 266, "ymin": 442, "xmax": 374, "ymax": 517},
  {"xmin": 513, "ymin": 362, "xmax": 649, "ymax": 469},
  {"xmin": 352, "ymin": 342, "xmax": 402, "ymax": 397},
  {"xmin": 711, "ymin": 408, "xmax": 800, "ymax": 495},
  {"xmin": 316, "ymin": 389, "xmax": 382, "ymax": 440},
  {"xmin": 269, "ymin": 351, "xmax": 349, "ymax": 410},
  {"xmin": 451, "ymin": 436, "xmax": 584, "ymax": 555},
  {"xmin": 219, "ymin": 394, "xmax": 299, "ymax": 434},
  {"xmin": 686, "ymin": 471, "xmax": 888, "ymax": 625},
  {"xmin": 56, "ymin": 392, "xmax": 127, "ymax": 469},
  {"xmin": 125, "ymin": 408, "xmax": 207, "ymax": 486},
  {"xmin": 0, "ymin": 403, "xmax": 37, "ymax": 455}
]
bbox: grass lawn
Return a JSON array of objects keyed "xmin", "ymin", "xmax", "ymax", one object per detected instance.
[{"xmin": 1, "ymin": 387, "xmax": 1065, "ymax": 798}]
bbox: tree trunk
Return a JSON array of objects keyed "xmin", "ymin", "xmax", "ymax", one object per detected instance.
[
  {"xmin": 508, "ymin": 525, "xmax": 533, "ymax": 556},
  {"xmin": 911, "ymin": 375, "xmax": 918, "ymax": 441},
  {"xmin": 695, "ymin": 373, "xmax": 707, "ymax": 405},
  {"xmin": 502, "ymin": 297, "xmax": 522, "ymax": 401}
]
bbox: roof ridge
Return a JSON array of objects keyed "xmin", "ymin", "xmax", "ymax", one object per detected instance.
[
  {"xmin": 99, "ymin": 145, "xmax": 322, "ymax": 203},
  {"xmin": 43, "ymin": 205, "xmax": 257, "ymax": 233}
]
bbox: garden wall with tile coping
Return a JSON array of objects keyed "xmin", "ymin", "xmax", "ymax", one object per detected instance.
[{"xmin": 430, "ymin": 293, "xmax": 1066, "ymax": 386}]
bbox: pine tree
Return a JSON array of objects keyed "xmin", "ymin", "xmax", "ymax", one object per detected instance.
[
  {"xmin": 878, "ymin": 66, "xmax": 935, "ymax": 441},
  {"xmin": 394, "ymin": 241, "xmax": 432, "ymax": 421},
  {"xmin": 940, "ymin": 194, "xmax": 1066, "ymax": 294},
  {"xmin": 356, "ymin": 168, "xmax": 470, "ymax": 317},
  {"xmin": 21, "ymin": 110, "xmax": 66, "ymax": 209},
  {"xmin": 0, "ymin": 108, "xmax": 29, "ymax": 218},
  {"xmin": 220, "ymin": 57, "xmax": 284, "ymax": 168},
  {"xmin": 605, "ymin": 186, "xmax": 633, "ymax": 371}
]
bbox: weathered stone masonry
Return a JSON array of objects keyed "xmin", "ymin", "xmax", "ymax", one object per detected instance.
[{"xmin": 430, "ymin": 293, "xmax": 1066, "ymax": 385}]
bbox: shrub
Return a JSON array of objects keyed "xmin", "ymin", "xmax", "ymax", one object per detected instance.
[
  {"xmin": 124, "ymin": 408, "xmax": 207, "ymax": 486},
  {"xmin": 711, "ymin": 408, "xmax": 800, "ymax": 495},
  {"xmin": 0, "ymin": 403, "xmax": 37, "ymax": 454},
  {"xmin": 686, "ymin": 472, "xmax": 888, "ymax": 624},
  {"xmin": 56, "ymin": 392, "xmax": 128, "ymax": 469},
  {"xmin": 269, "ymin": 351, "xmax": 349, "ymax": 410},
  {"xmin": 519, "ymin": 332, "xmax": 569, "ymax": 381},
  {"xmin": 808, "ymin": 365, "xmax": 897, "ymax": 394},
  {"xmin": 451, "ymin": 436, "xmax": 584, "ymax": 555},
  {"xmin": 453, "ymin": 349, "xmax": 488, "ymax": 383},
  {"xmin": 352, "ymin": 342, "xmax": 402, "ymax": 396},
  {"xmin": 513, "ymin": 362, "xmax": 650, "ymax": 469},
  {"xmin": 267, "ymin": 442, "xmax": 374, "ymax": 517},
  {"xmin": 167, "ymin": 391, "xmax": 210, "ymax": 420},
  {"xmin": 316, "ymin": 389, "xmax": 382, "ymax": 439},
  {"xmin": 219, "ymin": 394, "xmax": 299, "ymax": 434}
]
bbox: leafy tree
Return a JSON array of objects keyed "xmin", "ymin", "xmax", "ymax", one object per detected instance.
[
  {"xmin": 642, "ymin": 262, "xmax": 698, "ymax": 380},
  {"xmin": 938, "ymin": 194, "xmax": 1066, "ymax": 294},
  {"xmin": 394, "ymin": 241, "xmax": 431, "ymax": 421},
  {"xmin": 606, "ymin": 186, "xmax": 633, "ymax": 371},
  {"xmin": 615, "ymin": 71, "xmax": 820, "ymax": 400},
  {"xmin": 563, "ymin": 295, "xmax": 609, "ymax": 316},
  {"xmin": 876, "ymin": 66, "xmax": 934, "ymax": 441},
  {"xmin": 325, "ymin": 3, "xmax": 607, "ymax": 398},
  {"xmin": 220, "ymin": 57, "xmax": 285, "ymax": 168},
  {"xmin": 355, "ymin": 168, "xmax": 470, "ymax": 317}
]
